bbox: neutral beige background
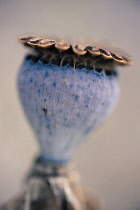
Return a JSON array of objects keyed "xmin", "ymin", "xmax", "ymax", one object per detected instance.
[{"xmin": 0, "ymin": 1, "xmax": 140, "ymax": 209}]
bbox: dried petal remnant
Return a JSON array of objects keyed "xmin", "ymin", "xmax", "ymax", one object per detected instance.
[
  {"xmin": 38, "ymin": 39, "xmax": 56, "ymax": 48},
  {"xmin": 55, "ymin": 40, "xmax": 70, "ymax": 51},
  {"xmin": 18, "ymin": 34, "xmax": 133, "ymax": 70},
  {"xmin": 72, "ymin": 45, "xmax": 87, "ymax": 55}
]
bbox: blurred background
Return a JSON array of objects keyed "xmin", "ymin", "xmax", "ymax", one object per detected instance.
[{"xmin": 0, "ymin": 1, "xmax": 140, "ymax": 209}]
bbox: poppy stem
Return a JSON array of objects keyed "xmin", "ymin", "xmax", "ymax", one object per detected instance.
[{"xmin": 0, "ymin": 156, "xmax": 102, "ymax": 210}]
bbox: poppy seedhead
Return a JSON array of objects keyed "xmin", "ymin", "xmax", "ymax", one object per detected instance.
[{"xmin": 17, "ymin": 35, "xmax": 132, "ymax": 163}]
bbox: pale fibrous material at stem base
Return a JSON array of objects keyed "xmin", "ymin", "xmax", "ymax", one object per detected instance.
[{"xmin": 0, "ymin": 157, "xmax": 103, "ymax": 210}]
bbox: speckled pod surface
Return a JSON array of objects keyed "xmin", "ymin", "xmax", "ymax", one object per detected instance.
[{"xmin": 18, "ymin": 58, "xmax": 119, "ymax": 162}]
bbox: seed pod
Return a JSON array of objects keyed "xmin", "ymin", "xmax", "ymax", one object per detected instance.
[{"xmin": 18, "ymin": 34, "xmax": 132, "ymax": 162}]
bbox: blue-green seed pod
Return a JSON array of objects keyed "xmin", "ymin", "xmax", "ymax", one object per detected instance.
[{"xmin": 18, "ymin": 35, "xmax": 132, "ymax": 163}]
